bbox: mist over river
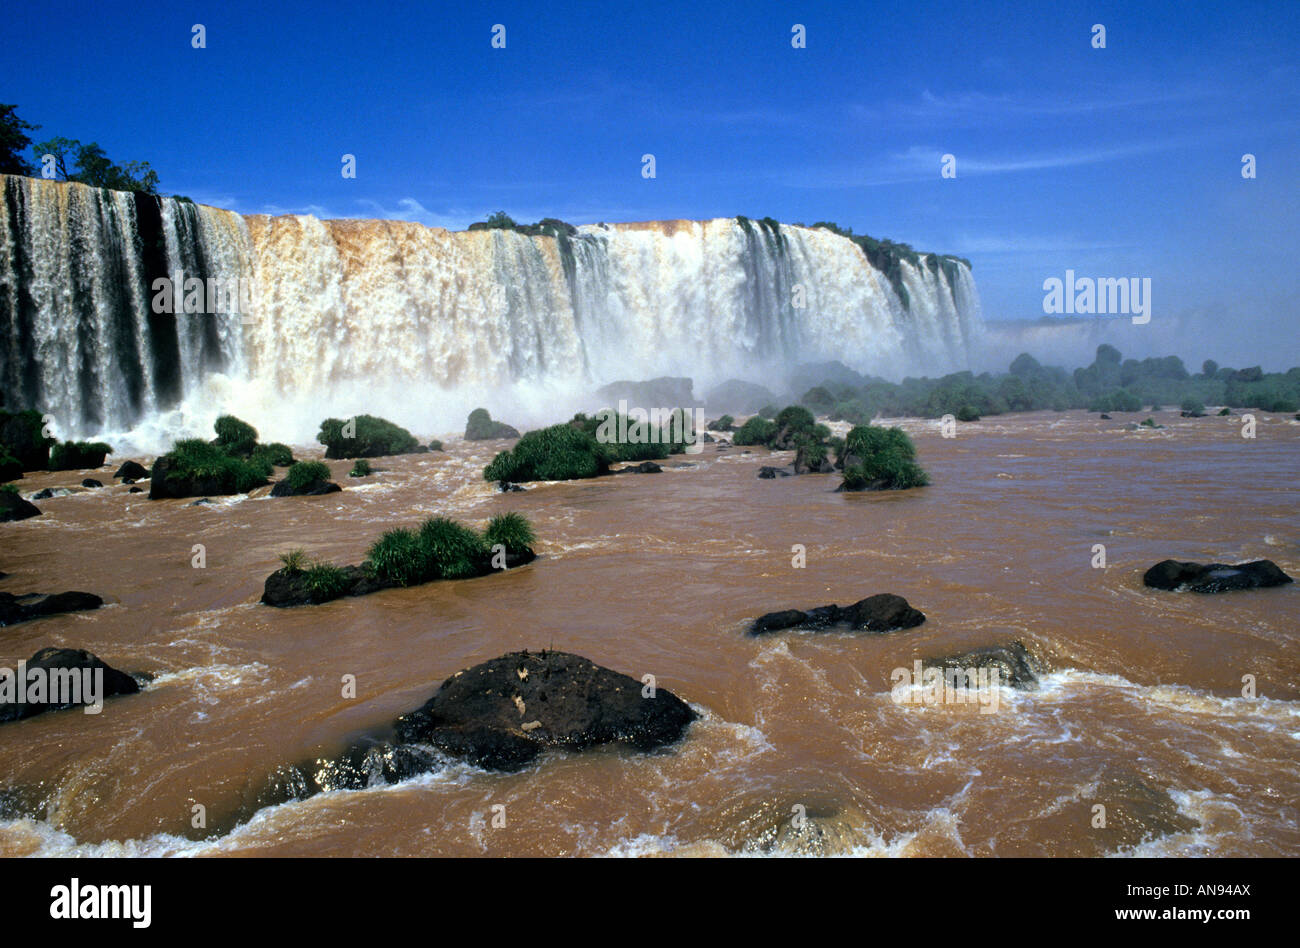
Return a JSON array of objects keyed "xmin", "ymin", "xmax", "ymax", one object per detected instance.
[{"xmin": 1, "ymin": 410, "xmax": 1295, "ymax": 856}]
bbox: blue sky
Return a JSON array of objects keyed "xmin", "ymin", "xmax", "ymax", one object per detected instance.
[{"xmin": 4, "ymin": 0, "xmax": 1297, "ymax": 324}]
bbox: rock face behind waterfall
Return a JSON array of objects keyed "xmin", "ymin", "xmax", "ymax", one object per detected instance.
[{"xmin": 394, "ymin": 650, "xmax": 697, "ymax": 771}]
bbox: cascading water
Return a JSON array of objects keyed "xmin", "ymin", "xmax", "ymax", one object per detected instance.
[
  {"xmin": 0, "ymin": 175, "xmax": 983, "ymax": 446},
  {"xmin": 0, "ymin": 175, "xmax": 248, "ymax": 437}
]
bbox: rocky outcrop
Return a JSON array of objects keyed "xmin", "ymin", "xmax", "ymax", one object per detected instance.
[
  {"xmin": 113, "ymin": 460, "xmax": 150, "ymax": 480},
  {"xmin": 922, "ymin": 641, "xmax": 1041, "ymax": 689},
  {"xmin": 0, "ymin": 590, "xmax": 103, "ymax": 626},
  {"xmin": 757, "ymin": 465, "xmax": 793, "ymax": 479},
  {"xmin": 0, "ymin": 491, "xmax": 41, "ymax": 522},
  {"xmin": 0, "ymin": 647, "xmax": 140, "ymax": 723},
  {"xmin": 1143, "ymin": 559, "xmax": 1293, "ymax": 593},
  {"xmin": 393, "ymin": 650, "xmax": 697, "ymax": 771},
  {"xmin": 750, "ymin": 594, "xmax": 926, "ymax": 635}
]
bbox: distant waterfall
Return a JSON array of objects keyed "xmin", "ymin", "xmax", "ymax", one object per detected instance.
[{"xmin": 0, "ymin": 175, "xmax": 983, "ymax": 442}]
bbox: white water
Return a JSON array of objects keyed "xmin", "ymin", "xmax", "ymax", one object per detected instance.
[{"xmin": 1, "ymin": 176, "xmax": 983, "ymax": 452}]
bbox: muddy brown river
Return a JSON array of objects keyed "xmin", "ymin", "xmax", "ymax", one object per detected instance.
[{"xmin": 1, "ymin": 409, "xmax": 1296, "ymax": 856}]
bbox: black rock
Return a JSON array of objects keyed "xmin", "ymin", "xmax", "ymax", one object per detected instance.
[
  {"xmin": 81, "ymin": 478, "xmax": 103, "ymax": 489},
  {"xmin": 269, "ymin": 478, "xmax": 343, "ymax": 498},
  {"xmin": 923, "ymin": 641, "xmax": 1041, "ymax": 689},
  {"xmin": 750, "ymin": 594, "xmax": 926, "ymax": 635},
  {"xmin": 113, "ymin": 460, "xmax": 150, "ymax": 480},
  {"xmin": 499, "ymin": 481, "xmax": 526, "ymax": 492},
  {"xmin": 393, "ymin": 650, "xmax": 697, "ymax": 771},
  {"xmin": 758, "ymin": 466, "xmax": 793, "ymax": 479},
  {"xmin": 128, "ymin": 486, "xmax": 142, "ymax": 493},
  {"xmin": 1143, "ymin": 559, "xmax": 1293, "ymax": 593},
  {"xmin": 615, "ymin": 460, "xmax": 662, "ymax": 474},
  {"xmin": 1099, "ymin": 413, "xmax": 1112, "ymax": 419},
  {"xmin": 0, "ymin": 647, "xmax": 140, "ymax": 723},
  {"xmin": 0, "ymin": 491, "xmax": 41, "ymax": 522},
  {"xmin": 31, "ymin": 488, "xmax": 58, "ymax": 500},
  {"xmin": 187, "ymin": 497, "xmax": 212, "ymax": 506},
  {"xmin": 0, "ymin": 590, "xmax": 103, "ymax": 626}
]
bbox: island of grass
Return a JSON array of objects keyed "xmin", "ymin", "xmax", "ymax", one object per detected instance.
[
  {"xmin": 482, "ymin": 410, "xmax": 693, "ymax": 484},
  {"xmin": 317, "ymin": 414, "xmax": 426, "ymax": 459},
  {"xmin": 261, "ymin": 512, "xmax": 538, "ymax": 607},
  {"xmin": 149, "ymin": 415, "xmax": 294, "ymax": 499},
  {"xmin": 837, "ymin": 425, "xmax": 929, "ymax": 491},
  {"xmin": 270, "ymin": 460, "xmax": 341, "ymax": 497}
]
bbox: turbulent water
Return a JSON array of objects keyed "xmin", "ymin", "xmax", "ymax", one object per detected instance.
[
  {"xmin": 0, "ymin": 410, "xmax": 1296, "ymax": 856},
  {"xmin": 0, "ymin": 176, "xmax": 981, "ymax": 448}
]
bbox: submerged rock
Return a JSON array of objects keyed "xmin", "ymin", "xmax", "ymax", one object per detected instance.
[
  {"xmin": 269, "ymin": 478, "xmax": 342, "ymax": 497},
  {"xmin": 0, "ymin": 590, "xmax": 103, "ymax": 626},
  {"xmin": 1081, "ymin": 767, "xmax": 1199, "ymax": 853},
  {"xmin": 81, "ymin": 478, "xmax": 103, "ymax": 488},
  {"xmin": 1143, "ymin": 559, "xmax": 1293, "ymax": 593},
  {"xmin": 394, "ymin": 650, "xmax": 697, "ymax": 771},
  {"xmin": 750, "ymin": 594, "xmax": 926, "ymax": 635},
  {"xmin": 757, "ymin": 465, "xmax": 793, "ymax": 479},
  {"xmin": 614, "ymin": 460, "xmax": 662, "ymax": 474},
  {"xmin": 0, "ymin": 647, "xmax": 140, "ymax": 723},
  {"xmin": 922, "ymin": 641, "xmax": 1041, "ymax": 689},
  {"xmin": 0, "ymin": 491, "xmax": 41, "ymax": 522}
]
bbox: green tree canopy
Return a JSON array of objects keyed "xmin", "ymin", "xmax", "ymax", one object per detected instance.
[
  {"xmin": 30, "ymin": 135, "xmax": 160, "ymax": 193},
  {"xmin": 0, "ymin": 104, "xmax": 39, "ymax": 175}
]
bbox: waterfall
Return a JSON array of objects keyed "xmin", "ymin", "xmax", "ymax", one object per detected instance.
[
  {"xmin": 0, "ymin": 175, "xmax": 983, "ymax": 445},
  {"xmin": 0, "ymin": 175, "xmax": 248, "ymax": 436}
]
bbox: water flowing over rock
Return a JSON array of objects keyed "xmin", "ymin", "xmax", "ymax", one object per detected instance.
[{"xmin": 1, "ymin": 176, "xmax": 982, "ymax": 441}]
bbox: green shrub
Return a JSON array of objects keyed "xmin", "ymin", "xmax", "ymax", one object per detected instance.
[
  {"xmin": 417, "ymin": 517, "xmax": 488, "ymax": 579},
  {"xmin": 775, "ymin": 405, "xmax": 816, "ymax": 435},
  {"xmin": 483, "ymin": 422, "xmax": 611, "ymax": 482},
  {"xmin": 840, "ymin": 425, "xmax": 929, "ymax": 491},
  {"xmin": 955, "ymin": 405, "xmax": 980, "ymax": 422},
  {"xmin": 303, "ymin": 563, "xmax": 349, "ymax": 599},
  {"xmin": 0, "ymin": 482, "xmax": 17, "ymax": 495},
  {"xmin": 279, "ymin": 549, "xmax": 308, "ymax": 573},
  {"xmin": 317, "ymin": 415, "xmax": 420, "ymax": 459},
  {"xmin": 1180, "ymin": 397, "xmax": 1205, "ymax": 416},
  {"xmin": 711, "ymin": 414, "xmax": 734, "ymax": 430},
  {"xmin": 0, "ymin": 409, "xmax": 54, "ymax": 470},
  {"xmin": 364, "ymin": 528, "xmax": 429, "ymax": 587},
  {"xmin": 214, "ymin": 415, "xmax": 258, "ymax": 456},
  {"xmin": 251, "ymin": 442, "xmax": 294, "ymax": 467},
  {"xmin": 349, "ymin": 459, "xmax": 371, "ymax": 477},
  {"xmin": 1218, "ymin": 407, "xmax": 1231, "ymax": 416},
  {"xmin": 165, "ymin": 438, "xmax": 271, "ymax": 493},
  {"xmin": 733, "ymin": 416, "xmax": 779, "ymax": 446},
  {"xmin": 484, "ymin": 512, "xmax": 536, "ymax": 555},
  {"xmin": 427, "ymin": 439, "xmax": 443, "ymax": 452},
  {"xmin": 49, "ymin": 440, "xmax": 112, "ymax": 470},
  {"xmin": 756, "ymin": 404, "xmax": 779, "ymax": 419},
  {"xmin": 286, "ymin": 460, "xmax": 331, "ymax": 491}
]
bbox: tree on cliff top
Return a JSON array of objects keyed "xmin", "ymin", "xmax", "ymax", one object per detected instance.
[
  {"xmin": 0, "ymin": 104, "xmax": 39, "ymax": 176},
  {"xmin": 30, "ymin": 136, "xmax": 160, "ymax": 194}
]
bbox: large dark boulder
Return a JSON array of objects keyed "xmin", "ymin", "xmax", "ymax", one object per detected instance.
[
  {"xmin": 1143, "ymin": 559, "xmax": 1293, "ymax": 593},
  {"xmin": 0, "ymin": 647, "xmax": 139, "ymax": 723},
  {"xmin": 113, "ymin": 460, "xmax": 149, "ymax": 480},
  {"xmin": 0, "ymin": 491, "xmax": 41, "ymax": 522},
  {"xmin": 757, "ymin": 465, "xmax": 793, "ymax": 479},
  {"xmin": 923, "ymin": 641, "xmax": 1041, "ymax": 689},
  {"xmin": 750, "ymin": 594, "xmax": 925, "ymax": 635},
  {"xmin": 595, "ymin": 377, "xmax": 697, "ymax": 412},
  {"xmin": 394, "ymin": 650, "xmax": 697, "ymax": 771},
  {"xmin": 0, "ymin": 590, "xmax": 103, "ymax": 626},
  {"xmin": 613, "ymin": 460, "xmax": 662, "ymax": 474},
  {"xmin": 269, "ymin": 478, "xmax": 342, "ymax": 497},
  {"xmin": 464, "ymin": 408, "xmax": 521, "ymax": 441}
]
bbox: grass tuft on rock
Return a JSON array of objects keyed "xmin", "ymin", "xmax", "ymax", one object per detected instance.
[
  {"xmin": 484, "ymin": 512, "xmax": 536, "ymax": 555},
  {"xmin": 286, "ymin": 460, "xmax": 331, "ymax": 491}
]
